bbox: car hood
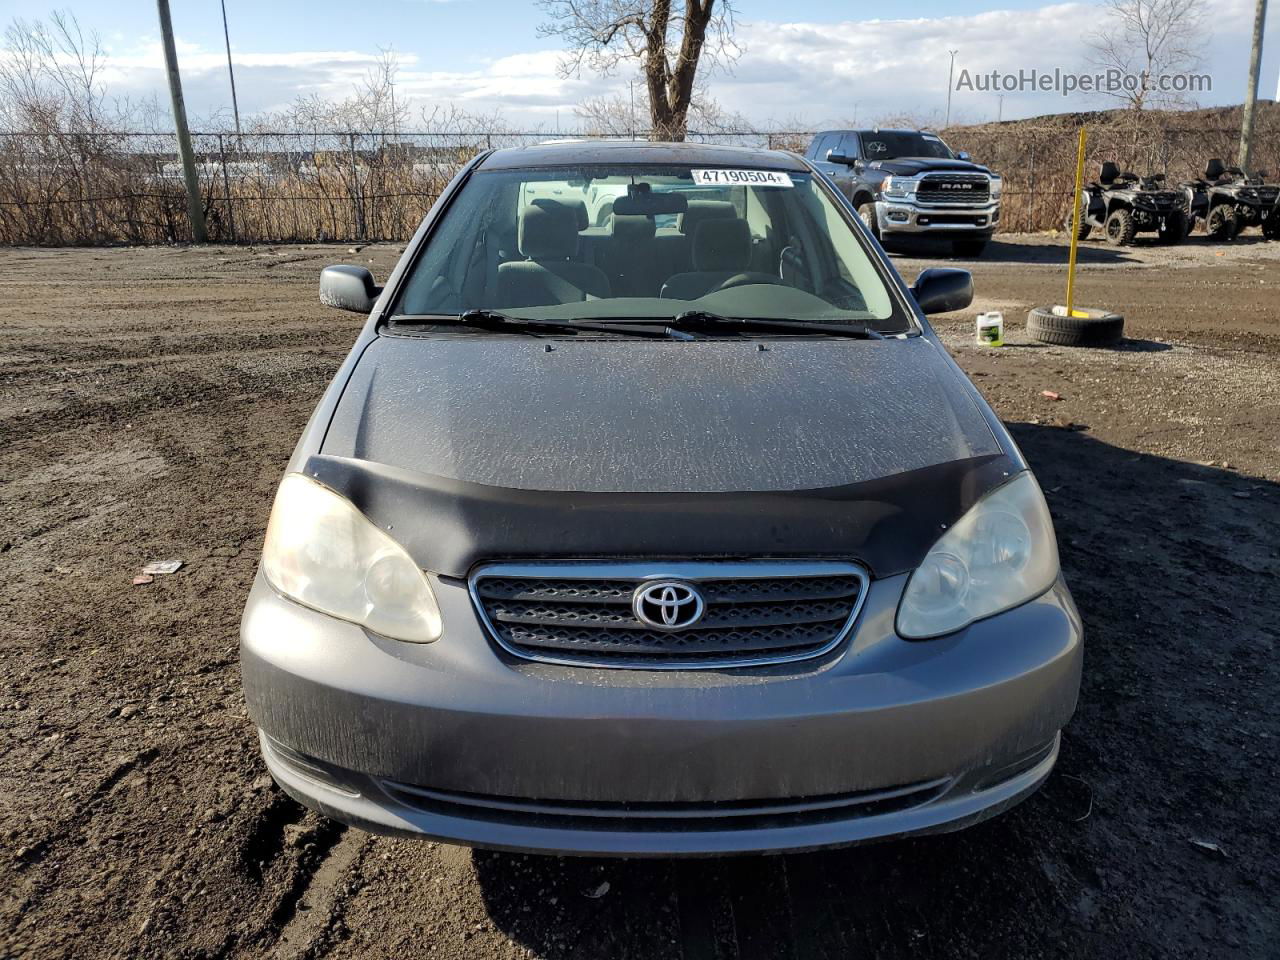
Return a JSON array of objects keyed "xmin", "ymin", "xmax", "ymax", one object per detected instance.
[
  {"xmin": 869, "ymin": 157, "xmax": 993, "ymax": 176},
  {"xmin": 324, "ymin": 335, "xmax": 1000, "ymax": 493},
  {"xmin": 311, "ymin": 335, "xmax": 1014, "ymax": 577}
]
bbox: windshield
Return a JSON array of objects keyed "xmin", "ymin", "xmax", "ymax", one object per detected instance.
[
  {"xmin": 861, "ymin": 133, "xmax": 955, "ymax": 161},
  {"xmin": 391, "ymin": 163, "xmax": 908, "ymax": 333}
]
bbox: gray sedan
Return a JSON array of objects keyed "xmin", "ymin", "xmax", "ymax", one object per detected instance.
[{"xmin": 240, "ymin": 139, "xmax": 1081, "ymax": 856}]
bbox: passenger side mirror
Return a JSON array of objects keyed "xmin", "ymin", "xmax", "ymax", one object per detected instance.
[
  {"xmin": 911, "ymin": 268, "xmax": 973, "ymax": 315},
  {"xmin": 320, "ymin": 264, "xmax": 381, "ymax": 313},
  {"xmin": 825, "ymin": 151, "xmax": 856, "ymax": 166}
]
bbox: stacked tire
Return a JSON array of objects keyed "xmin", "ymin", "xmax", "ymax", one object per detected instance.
[{"xmin": 1027, "ymin": 306, "xmax": 1124, "ymax": 347}]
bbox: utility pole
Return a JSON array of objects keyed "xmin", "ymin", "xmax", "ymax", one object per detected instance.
[
  {"xmin": 998, "ymin": 95, "xmax": 1004, "ymax": 122},
  {"xmin": 157, "ymin": 0, "xmax": 207, "ymax": 242},
  {"xmin": 220, "ymin": 0, "xmax": 241, "ymax": 137},
  {"xmin": 946, "ymin": 50, "xmax": 959, "ymax": 129},
  {"xmin": 1238, "ymin": 0, "xmax": 1267, "ymax": 171}
]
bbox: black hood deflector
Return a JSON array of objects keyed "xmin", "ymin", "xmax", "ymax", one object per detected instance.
[{"xmin": 304, "ymin": 452, "xmax": 1020, "ymax": 579}]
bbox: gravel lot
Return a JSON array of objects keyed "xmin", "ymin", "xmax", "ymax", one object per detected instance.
[{"xmin": 2, "ymin": 235, "xmax": 1278, "ymax": 959}]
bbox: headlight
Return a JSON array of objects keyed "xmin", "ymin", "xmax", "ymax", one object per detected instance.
[
  {"xmin": 897, "ymin": 472, "xmax": 1059, "ymax": 639},
  {"xmin": 882, "ymin": 176, "xmax": 915, "ymax": 198},
  {"xmin": 261, "ymin": 473, "xmax": 442, "ymax": 642},
  {"xmin": 990, "ymin": 176, "xmax": 1003, "ymax": 199}
]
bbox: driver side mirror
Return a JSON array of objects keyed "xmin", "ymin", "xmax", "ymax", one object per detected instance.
[
  {"xmin": 911, "ymin": 268, "xmax": 973, "ymax": 315},
  {"xmin": 320, "ymin": 264, "xmax": 382, "ymax": 313},
  {"xmin": 957, "ymin": 151, "xmax": 971, "ymax": 161}
]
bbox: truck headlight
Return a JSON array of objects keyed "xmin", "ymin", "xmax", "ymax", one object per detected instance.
[
  {"xmin": 897, "ymin": 472, "xmax": 1059, "ymax": 639},
  {"xmin": 882, "ymin": 176, "xmax": 915, "ymax": 198},
  {"xmin": 990, "ymin": 176, "xmax": 1003, "ymax": 199},
  {"xmin": 261, "ymin": 473, "xmax": 443, "ymax": 642}
]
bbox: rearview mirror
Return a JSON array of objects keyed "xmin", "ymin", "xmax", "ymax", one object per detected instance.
[
  {"xmin": 911, "ymin": 268, "xmax": 973, "ymax": 315},
  {"xmin": 614, "ymin": 192, "xmax": 688, "ymax": 216},
  {"xmin": 825, "ymin": 151, "xmax": 856, "ymax": 165},
  {"xmin": 320, "ymin": 264, "xmax": 381, "ymax": 313}
]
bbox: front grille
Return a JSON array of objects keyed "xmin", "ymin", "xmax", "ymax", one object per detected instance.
[
  {"xmin": 469, "ymin": 561, "xmax": 869, "ymax": 668},
  {"xmin": 916, "ymin": 173, "xmax": 990, "ymax": 205},
  {"xmin": 378, "ymin": 776, "xmax": 949, "ymax": 832}
]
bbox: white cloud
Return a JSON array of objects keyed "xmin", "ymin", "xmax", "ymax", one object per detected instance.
[{"xmin": 45, "ymin": 0, "xmax": 1277, "ymax": 129}]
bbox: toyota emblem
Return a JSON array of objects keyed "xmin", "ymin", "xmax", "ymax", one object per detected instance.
[{"xmin": 633, "ymin": 581, "xmax": 706, "ymax": 630}]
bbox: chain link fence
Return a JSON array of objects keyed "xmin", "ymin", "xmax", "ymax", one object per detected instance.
[{"xmin": 0, "ymin": 114, "xmax": 1274, "ymax": 245}]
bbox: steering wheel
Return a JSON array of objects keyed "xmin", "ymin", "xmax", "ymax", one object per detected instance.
[{"xmin": 715, "ymin": 272, "xmax": 783, "ymax": 292}]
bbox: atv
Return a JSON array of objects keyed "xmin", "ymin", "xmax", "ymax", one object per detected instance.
[
  {"xmin": 1072, "ymin": 161, "xmax": 1186, "ymax": 245},
  {"xmin": 1182, "ymin": 158, "xmax": 1280, "ymax": 240}
]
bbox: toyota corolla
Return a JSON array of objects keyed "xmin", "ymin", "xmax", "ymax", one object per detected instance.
[{"xmin": 240, "ymin": 140, "xmax": 1082, "ymax": 856}]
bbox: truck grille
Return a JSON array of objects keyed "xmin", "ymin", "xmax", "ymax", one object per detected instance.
[
  {"xmin": 469, "ymin": 561, "xmax": 869, "ymax": 669},
  {"xmin": 916, "ymin": 173, "xmax": 990, "ymax": 205}
]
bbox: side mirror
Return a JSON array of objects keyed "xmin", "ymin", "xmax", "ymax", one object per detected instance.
[
  {"xmin": 957, "ymin": 151, "xmax": 971, "ymax": 161},
  {"xmin": 911, "ymin": 268, "xmax": 973, "ymax": 315},
  {"xmin": 825, "ymin": 151, "xmax": 856, "ymax": 166},
  {"xmin": 320, "ymin": 264, "xmax": 381, "ymax": 313}
]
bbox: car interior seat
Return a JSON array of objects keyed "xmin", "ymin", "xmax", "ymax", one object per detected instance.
[
  {"xmin": 603, "ymin": 214, "xmax": 664, "ymax": 298},
  {"xmin": 496, "ymin": 203, "xmax": 611, "ymax": 308},
  {"xmin": 660, "ymin": 218, "xmax": 778, "ymax": 300}
]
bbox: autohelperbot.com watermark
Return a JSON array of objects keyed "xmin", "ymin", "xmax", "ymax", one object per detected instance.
[{"xmin": 955, "ymin": 67, "xmax": 1212, "ymax": 98}]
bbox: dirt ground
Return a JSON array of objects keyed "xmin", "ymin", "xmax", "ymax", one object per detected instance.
[{"xmin": 1, "ymin": 234, "xmax": 1278, "ymax": 960}]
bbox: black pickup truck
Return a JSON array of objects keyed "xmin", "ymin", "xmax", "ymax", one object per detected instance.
[{"xmin": 805, "ymin": 129, "xmax": 1002, "ymax": 257}]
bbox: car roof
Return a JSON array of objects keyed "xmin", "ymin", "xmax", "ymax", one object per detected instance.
[
  {"xmin": 816, "ymin": 129, "xmax": 936, "ymax": 137},
  {"xmin": 478, "ymin": 139, "xmax": 807, "ymax": 172}
]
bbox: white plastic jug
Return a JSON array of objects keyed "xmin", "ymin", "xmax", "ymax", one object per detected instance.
[{"xmin": 976, "ymin": 311, "xmax": 1004, "ymax": 347}]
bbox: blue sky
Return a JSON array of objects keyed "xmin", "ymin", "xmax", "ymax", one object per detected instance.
[{"xmin": 2, "ymin": 0, "xmax": 1276, "ymax": 128}]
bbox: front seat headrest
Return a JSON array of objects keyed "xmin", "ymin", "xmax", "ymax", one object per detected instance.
[
  {"xmin": 1204, "ymin": 157, "xmax": 1226, "ymax": 181},
  {"xmin": 518, "ymin": 203, "xmax": 579, "ymax": 260},
  {"xmin": 610, "ymin": 213, "xmax": 656, "ymax": 244},
  {"xmin": 693, "ymin": 218, "xmax": 751, "ymax": 273},
  {"xmin": 680, "ymin": 200, "xmax": 737, "ymax": 237},
  {"xmin": 1099, "ymin": 161, "xmax": 1120, "ymax": 184}
]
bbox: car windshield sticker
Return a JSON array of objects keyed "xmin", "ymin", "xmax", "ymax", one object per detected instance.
[{"xmin": 691, "ymin": 169, "xmax": 794, "ymax": 187}]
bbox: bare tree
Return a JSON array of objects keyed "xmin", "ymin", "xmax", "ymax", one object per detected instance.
[
  {"xmin": 574, "ymin": 74, "xmax": 748, "ymax": 138},
  {"xmin": 1085, "ymin": 0, "xmax": 1207, "ymax": 111},
  {"xmin": 538, "ymin": 0, "xmax": 740, "ymax": 141}
]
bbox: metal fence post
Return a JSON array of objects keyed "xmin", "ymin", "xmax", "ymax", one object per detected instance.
[
  {"xmin": 348, "ymin": 132, "xmax": 365, "ymax": 241},
  {"xmin": 1026, "ymin": 145, "xmax": 1036, "ymax": 233},
  {"xmin": 218, "ymin": 133, "xmax": 237, "ymax": 243}
]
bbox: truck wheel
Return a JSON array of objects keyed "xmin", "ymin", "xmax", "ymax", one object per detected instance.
[
  {"xmin": 951, "ymin": 239, "xmax": 988, "ymax": 257},
  {"xmin": 1027, "ymin": 306, "xmax": 1124, "ymax": 347},
  {"xmin": 1104, "ymin": 208, "xmax": 1136, "ymax": 245},
  {"xmin": 1158, "ymin": 210, "xmax": 1186, "ymax": 245},
  {"xmin": 1206, "ymin": 204, "xmax": 1237, "ymax": 240},
  {"xmin": 1068, "ymin": 200, "xmax": 1091, "ymax": 241},
  {"xmin": 857, "ymin": 201, "xmax": 881, "ymax": 240}
]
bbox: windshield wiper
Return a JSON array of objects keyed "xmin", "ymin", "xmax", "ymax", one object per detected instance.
[
  {"xmin": 391, "ymin": 310, "xmax": 676, "ymax": 340},
  {"xmin": 670, "ymin": 310, "xmax": 886, "ymax": 339}
]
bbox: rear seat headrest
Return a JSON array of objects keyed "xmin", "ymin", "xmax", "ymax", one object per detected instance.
[
  {"xmin": 518, "ymin": 203, "xmax": 580, "ymax": 260},
  {"xmin": 680, "ymin": 200, "xmax": 737, "ymax": 236},
  {"xmin": 610, "ymin": 214, "xmax": 656, "ymax": 244},
  {"xmin": 693, "ymin": 218, "xmax": 751, "ymax": 273},
  {"xmin": 531, "ymin": 197, "xmax": 588, "ymax": 230}
]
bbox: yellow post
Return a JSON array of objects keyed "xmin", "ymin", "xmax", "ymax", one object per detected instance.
[{"xmin": 1065, "ymin": 126, "xmax": 1088, "ymax": 317}]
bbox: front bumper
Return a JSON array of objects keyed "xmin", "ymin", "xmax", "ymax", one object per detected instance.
[
  {"xmin": 876, "ymin": 199, "xmax": 1000, "ymax": 237},
  {"xmin": 241, "ymin": 569, "xmax": 1082, "ymax": 856}
]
